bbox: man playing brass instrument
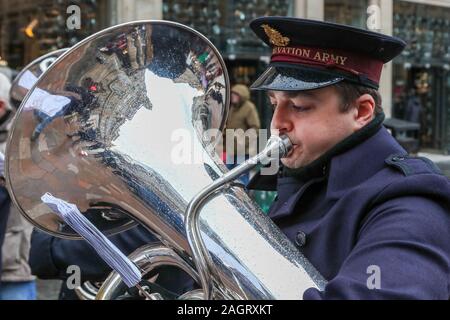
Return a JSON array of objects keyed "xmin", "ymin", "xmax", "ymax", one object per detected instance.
[
  {"xmin": 246, "ymin": 17, "xmax": 449, "ymax": 299},
  {"xmin": 18, "ymin": 17, "xmax": 449, "ymax": 301}
]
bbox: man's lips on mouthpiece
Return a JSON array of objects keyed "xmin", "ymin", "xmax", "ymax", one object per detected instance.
[{"xmin": 284, "ymin": 144, "xmax": 298, "ymax": 158}]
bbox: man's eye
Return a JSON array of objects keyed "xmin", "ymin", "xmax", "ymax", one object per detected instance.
[
  {"xmin": 270, "ymin": 103, "xmax": 277, "ymax": 110},
  {"xmin": 292, "ymin": 105, "xmax": 311, "ymax": 112}
]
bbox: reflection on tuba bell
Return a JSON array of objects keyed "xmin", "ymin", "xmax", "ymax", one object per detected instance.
[
  {"xmin": 9, "ymin": 48, "xmax": 68, "ymax": 109},
  {"xmin": 6, "ymin": 20, "xmax": 326, "ymax": 299}
]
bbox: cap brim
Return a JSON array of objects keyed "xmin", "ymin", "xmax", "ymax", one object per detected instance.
[{"xmin": 250, "ymin": 64, "xmax": 345, "ymax": 91}]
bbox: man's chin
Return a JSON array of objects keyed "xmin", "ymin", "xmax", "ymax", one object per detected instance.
[
  {"xmin": 281, "ymin": 158, "xmax": 304, "ymax": 169},
  {"xmin": 281, "ymin": 152, "xmax": 314, "ymax": 168}
]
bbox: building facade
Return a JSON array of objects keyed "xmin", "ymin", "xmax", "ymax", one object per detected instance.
[
  {"xmin": 0, "ymin": 0, "xmax": 110, "ymax": 67},
  {"xmin": 1, "ymin": 0, "xmax": 449, "ymax": 152},
  {"xmin": 323, "ymin": 0, "xmax": 450, "ymax": 152}
]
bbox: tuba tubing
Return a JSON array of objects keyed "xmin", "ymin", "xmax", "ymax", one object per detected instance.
[{"xmin": 185, "ymin": 134, "xmax": 294, "ymax": 299}]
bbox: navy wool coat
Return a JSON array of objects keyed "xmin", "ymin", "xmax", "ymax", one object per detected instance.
[{"xmin": 249, "ymin": 127, "xmax": 449, "ymax": 299}]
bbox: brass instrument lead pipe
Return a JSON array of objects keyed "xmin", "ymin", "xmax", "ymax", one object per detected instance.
[{"xmin": 185, "ymin": 135, "xmax": 292, "ymax": 300}]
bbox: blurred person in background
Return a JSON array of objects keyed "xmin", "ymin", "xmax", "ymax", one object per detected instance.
[
  {"xmin": 404, "ymin": 88, "xmax": 422, "ymax": 124},
  {"xmin": 0, "ymin": 73, "xmax": 36, "ymax": 300},
  {"xmin": 223, "ymin": 84, "xmax": 261, "ymax": 185}
]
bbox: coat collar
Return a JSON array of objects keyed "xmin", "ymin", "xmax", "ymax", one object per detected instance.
[
  {"xmin": 326, "ymin": 126, "xmax": 405, "ymax": 199},
  {"xmin": 267, "ymin": 175, "xmax": 326, "ymax": 219}
]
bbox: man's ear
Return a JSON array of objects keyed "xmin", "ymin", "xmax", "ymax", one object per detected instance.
[{"xmin": 353, "ymin": 94, "xmax": 375, "ymax": 128}]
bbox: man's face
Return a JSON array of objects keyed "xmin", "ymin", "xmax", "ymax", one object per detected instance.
[
  {"xmin": 269, "ymin": 86, "xmax": 359, "ymax": 169},
  {"xmin": 231, "ymin": 92, "xmax": 241, "ymax": 105}
]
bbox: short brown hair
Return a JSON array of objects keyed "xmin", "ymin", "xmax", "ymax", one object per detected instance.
[{"xmin": 333, "ymin": 82, "xmax": 383, "ymax": 115}]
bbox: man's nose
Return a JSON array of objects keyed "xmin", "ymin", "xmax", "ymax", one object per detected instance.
[{"xmin": 271, "ymin": 104, "xmax": 292, "ymax": 134}]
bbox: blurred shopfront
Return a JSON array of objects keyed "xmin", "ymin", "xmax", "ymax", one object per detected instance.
[
  {"xmin": 162, "ymin": 0, "xmax": 450, "ymax": 152},
  {"xmin": 392, "ymin": 1, "xmax": 450, "ymax": 152},
  {"xmin": 325, "ymin": 0, "xmax": 369, "ymax": 28},
  {"xmin": 0, "ymin": 0, "xmax": 109, "ymax": 69},
  {"xmin": 1, "ymin": 0, "xmax": 450, "ymax": 152},
  {"xmin": 325, "ymin": 0, "xmax": 450, "ymax": 153}
]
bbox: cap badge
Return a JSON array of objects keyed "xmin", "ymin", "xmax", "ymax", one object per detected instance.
[{"xmin": 261, "ymin": 24, "xmax": 290, "ymax": 47}]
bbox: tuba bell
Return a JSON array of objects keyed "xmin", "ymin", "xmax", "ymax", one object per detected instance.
[
  {"xmin": 9, "ymin": 48, "xmax": 68, "ymax": 109},
  {"xmin": 6, "ymin": 20, "xmax": 326, "ymax": 299}
]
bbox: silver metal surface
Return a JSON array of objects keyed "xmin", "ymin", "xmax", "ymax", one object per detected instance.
[
  {"xmin": 10, "ymin": 49, "xmax": 68, "ymax": 106},
  {"xmin": 96, "ymin": 243, "xmax": 200, "ymax": 300},
  {"xmin": 74, "ymin": 281, "xmax": 101, "ymax": 300},
  {"xmin": 178, "ymin": 289, "xmax": 205, "ymax": 300},
  {"xmin": 6, "ymin": 20, "xmax": 228, "ymax": 238},
  {"xmin": 184, "ymin": 134, "xmax": 293, "ymax": 299},
  {"xmin": 6, "ymin": 20, "xmax": 326, "ymax": 299}
]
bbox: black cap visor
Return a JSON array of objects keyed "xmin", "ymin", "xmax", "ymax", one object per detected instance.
[{"xmin": 250, "ymin": 63, "xmax": 345, "ymax": 91}]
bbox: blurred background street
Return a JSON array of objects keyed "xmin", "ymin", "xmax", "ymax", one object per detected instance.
[{"xmin": 1, "ymin": 0, "xmax": 450, "ymax": 157}]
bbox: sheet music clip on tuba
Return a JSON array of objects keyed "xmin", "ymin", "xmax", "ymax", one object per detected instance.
[{"xmin": 5, "ymin": 20, "xmax": 326, "ymax": 300}]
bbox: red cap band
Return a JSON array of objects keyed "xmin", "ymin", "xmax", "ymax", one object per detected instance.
[{"xmin": 271, "ymin": 45, "xmax": 384, "ymax": 84}]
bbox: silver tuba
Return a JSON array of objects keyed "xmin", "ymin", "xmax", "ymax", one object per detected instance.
[
  {"xmin": 9, "ymin": 48, "xmax": 68, "ymax": 109},
  {"xmin": 6, "ymin": 20, "xmax": 326, "ymax": 299}
]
